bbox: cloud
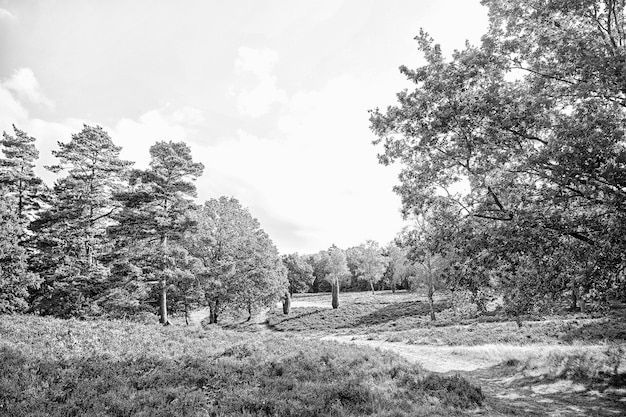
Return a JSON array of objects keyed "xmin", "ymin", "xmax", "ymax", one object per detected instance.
[
  {"xmin": 0, "ymin": 8, "xmax": 15, "ymax": 20},
  {"xmin": 233, "ymin": 47, "xmax": 287, "ymax": 117},
  {"xmin": 0, "ymin": 83, "xmax": 28, "ymax": 127},
  {"xmin": 3, "ymin": 68, "xmax": 54, "ymax": 108},
  {"xmin": 196, "ymin": 72, "xmax": 406, "ymax": 254},
  {"xmin": 110, "ymin": 106, "xmax": 204, "ymax": 168}
]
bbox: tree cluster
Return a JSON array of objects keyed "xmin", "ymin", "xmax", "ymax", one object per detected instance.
[{"xmin": 0, "ymin": 125, "xmax": 287, "ymax": 324}]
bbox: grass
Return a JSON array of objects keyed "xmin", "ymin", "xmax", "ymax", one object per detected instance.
[
  {"xmin": 0, "ymin": 314, "xmax": 484, "ymax": 416},
  {"xmin": 270, "ymin": 291, "xmax": 626, "ymax": 346}
]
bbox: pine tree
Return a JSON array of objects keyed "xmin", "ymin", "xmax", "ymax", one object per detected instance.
[
  {"xmin": 110, "ymin": 141, "xmax": 203, "ymax": 324},
  {"xmin": 0, "ymin": 125, "xmax": 45, "ymax": 220},
  {"xmin": 31, "ymin": 125, "xmax": 132, "ymax": 317},
  {"xmin": 0, "ymin": 192, "xmax": 42, "ymax": 313}
]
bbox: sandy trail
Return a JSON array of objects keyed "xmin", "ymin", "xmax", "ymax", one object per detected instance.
[
  {"xmin": 320, "ymin": 335, "xmax": 607, "ymax": 372},
  {"xmin": 321, "ymin": 335, "xmax": 626, "ymax": 416}
]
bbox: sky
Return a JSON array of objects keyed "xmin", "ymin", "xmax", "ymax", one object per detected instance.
[{"xmin": 0, "ymin": 0, "xmax": 489, "ymax": 254}]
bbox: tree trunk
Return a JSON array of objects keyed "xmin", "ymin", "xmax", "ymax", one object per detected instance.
[
  {"xmin": 391, "ymin": 282, "xmax": 396, "ymax": 294},
  {"xmin": 159, "ymin": 278, "xmax": 169, "ymax": 325},
  {"xmin": 282, "ymin": 292, "xmax": 291, "ymax": 315},
  {"xmin": 246, "ymin": 303, "xmax": 252, "ymax": 322},
  {"xmin": 331, "ymin": 279, "xmax": 339, "ymax": 309},
  {"xmin": 570, "ymin": 278, "xmax": 579, "ymax": 311},
  {"xmin": 370, "ymin": 281, "xmax": 376, "ymax": 295},
  {"xmin": 209, "ymin": 299, "xmax": 219, "ymax": 324},
  {"xmin": 427, "ymin": 283, "xmax": 436, "ymax": 321},
  {"xmin": 184, "ymin": 303, "xmax": 189, "ymax": 326}
]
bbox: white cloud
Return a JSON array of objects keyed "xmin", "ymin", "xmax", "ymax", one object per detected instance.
[
  {"xmin": 3, "ymin": 68, "xmax": 54, "ymax": 108},
  {"xmin": 233, "ymin": 47, "xmax": 287, "ymax": 118},
  {"xmin": 110, "ymin": 107, "xmax": 204, "ymax": 168},
  {"xmin": 0, "ymin": 84, "xmax": 28, "ymax": 127},
  {"xmin": 0, "ymin": 8, "xmax": 15, "ymax": 20}
]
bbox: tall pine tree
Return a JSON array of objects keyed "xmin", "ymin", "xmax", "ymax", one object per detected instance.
[
  {"xmin": 110, "ymin": 141, "xmax": 203, "ymax": 324},
  {"xmin": 31, "ymin": 125, "xmax": 132, "ymax": 317}
]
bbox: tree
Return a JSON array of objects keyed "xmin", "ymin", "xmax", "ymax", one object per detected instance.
[
  {"xmin": 384, "ymin": 243, "xmax": 412, "ymax": 293},
  {"xmin": 31, "ymin": 125, "xmax": 132, "ymax": 317},
  {"xmin": 185, "ymin": 197, "xmax": 287, "ymax": 324},
  {"xmin": 322, "ymin": 245, "xmax": 349, "ymax": 309},
  {"xmin": 397, "ymin": 212, "xmax": 451, "ymax": 321},
  {"xmin": 0, "ymin": 194, "xmax": 41, "ymax": 313},
  {"xmin": 282, "ymin": 253, "xmax": 315, "ymax": 295},
  {"xmin": 351, "ymin": 240, "xmax": 388, "ymax": 294},
  {"xmin": 0, "ymin": 125, "xmax": 45, "ymax": 312},
  {"xmin": 0, "ymin": 125, "xmax": 45, "ymax": 220},
  {"xmin": 110, "ymin": 140, "xmax": 203, "ymax": 325},
  {"xmin": 370, "ymin": 1, "xmax": 626, "ymax": 313}
]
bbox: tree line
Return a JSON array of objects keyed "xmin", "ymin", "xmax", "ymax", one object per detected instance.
[{"xmin": 0, "ymin": 125, "xmax": 288, "ymax": 325}]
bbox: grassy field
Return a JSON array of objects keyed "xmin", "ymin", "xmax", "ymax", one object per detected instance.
[
  {"xmin": 269, "ymin": 291, "xmax": 626, "ymax": 345},
  {"xmin": 0, "ymin": 314, "xmax": 483, "ymax": 416},
  {"xmin": 267, "ymin": 290, "xmax": 626, "ymax": 416},
  {"xmin": 2, "ymin": 290, "xmax": 625, "ymax": 416}
]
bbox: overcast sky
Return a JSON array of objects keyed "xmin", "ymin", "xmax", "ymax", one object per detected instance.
[{"xmin": 0, "ymin": 0, "xmax": 488, "ymax": 254}]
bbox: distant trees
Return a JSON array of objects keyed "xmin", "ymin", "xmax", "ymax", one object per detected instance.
[
  {"xmin": 384, "ymin": 243, "xmax": 412, "ymax": 293},
  {"xmin": 282, "ymin": 253, "xmax": 315, "ymax": 296},
  {"xmin": 370, "ymin": 0, "xmax": 626, "ymax": 313},
  {"xmin": 350, "ymin": 240, "xmax": 388, "ymax": 294}
]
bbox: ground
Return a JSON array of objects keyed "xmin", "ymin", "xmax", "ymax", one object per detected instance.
[{"xmin": 193, "ymin": 290, "xmax": 626, "ymax": 416}]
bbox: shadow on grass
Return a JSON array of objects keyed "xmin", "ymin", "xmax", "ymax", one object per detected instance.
[
  {"xmin": 459, "ymin": 362, "xmax": 626, "ymax": 417},
  {"xmin": 561, "ymin": 313, "xmax": 626, "ymax": 343},
  {"xmin": 352, "ymin": 301, "xmax": 449, "ymax": 327},
  {"xmin": 268, "ymin": 308, "xmax": 327, "ymax": 330}
]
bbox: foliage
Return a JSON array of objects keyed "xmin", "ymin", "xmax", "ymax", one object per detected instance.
[
  {"xmin": 0, "ymin": 125, "xmax": 45, "ymax": 220},
  {"xmin": 282, "ymin": 253, "xmax": 315, "ymax": 295},
  {"xmin": 370, "ymin": 0, "xmax": 626, "ymax": 314},
  {"xmin": 320, "ymin": 245, "xmax": 350, "ymax": 309},
  {"xmin": 350, "ymin": 240, "xmax": 389, "ymax": 294},
  {"xmin": 384, "ymin": 243, "xmax": 413, "ymax": 292},
  {"xmin": 186, "ymin": 197, "xmax": 288, "ymax": 323},
  {"xmin": 30, "ymin": 125, "xmax": 132, "ymax": 318},
  {"xmin": 0, "ymin": 196, "xmax": 41, "ymax": 313},
  {"xmin": 110, "ymin": 140, "xmax": 203, "ymax": 324}
]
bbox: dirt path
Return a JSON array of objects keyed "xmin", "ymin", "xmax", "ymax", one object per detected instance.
[{"xmin": 323, "ymin": 335, "xmax": 626, "ymax": 416}]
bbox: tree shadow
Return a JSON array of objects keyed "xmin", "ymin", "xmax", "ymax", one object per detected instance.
[
  {"xmin": 455, "ymin": 363, "xmax": 626, "ymax": 417},
  {"xmin": 351, "ymin": 301, "xmax": 449, "ymax": 327},
  {"xmin": 560, "ymin": 313, "xmax": 626, "ymax": 343}
]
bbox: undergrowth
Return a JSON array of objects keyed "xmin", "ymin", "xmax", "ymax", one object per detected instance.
[{"xmin": 0, "ymin": 314, "xmax": 483, "ymax": 416}]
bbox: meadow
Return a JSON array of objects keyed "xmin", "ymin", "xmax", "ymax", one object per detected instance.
[
  {"xmin": 1, "ymin": 290, "xmax": 625, "ymax": 416},
  {"xmin": 0, "ymin": 313, "xmax": 483, "ymax": 416},
  {"xmin": 269, "ymin": 290, "xmax": 626, "ymax": 416}
]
